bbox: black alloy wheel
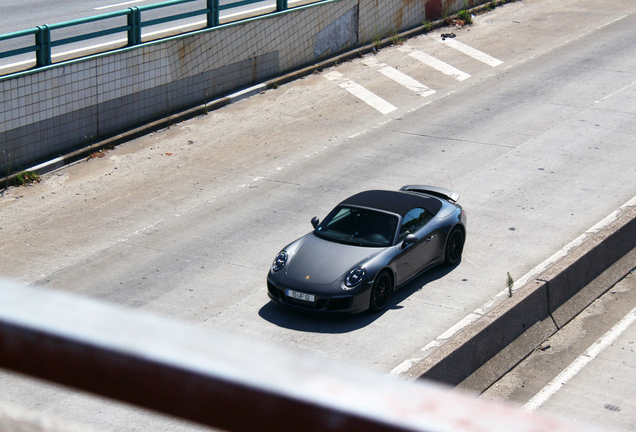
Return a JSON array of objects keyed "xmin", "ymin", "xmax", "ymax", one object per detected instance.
[
  {"xmin": 444, "ymin": 227, "xmax": 464, "ymax": 266},
  {"xmin": 370, "ymin": 270, "xmax": 393, "ymax": 312}
]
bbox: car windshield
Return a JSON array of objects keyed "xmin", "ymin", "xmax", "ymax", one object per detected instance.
[{"xmin": 315, "ymin": 206, "xmax": 398, "ymax": 247}]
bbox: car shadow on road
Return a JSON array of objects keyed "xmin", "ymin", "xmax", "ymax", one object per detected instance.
[{"xmin": 257, "ymin": 263, "xmax": 459, "ymax": 334}]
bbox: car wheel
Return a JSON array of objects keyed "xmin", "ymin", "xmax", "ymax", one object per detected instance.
[
  {"xmin": 370, "ymin": 270, "xmax": 393, "ymax": 312},
  {"xmin": 444, "ymin": 227, "xmax": 465, "ymax": 266}
]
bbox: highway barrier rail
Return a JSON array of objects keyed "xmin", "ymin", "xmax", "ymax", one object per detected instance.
[{"xmin": 0, "ymin": 0, "xmax": 298, "ymax": 71}]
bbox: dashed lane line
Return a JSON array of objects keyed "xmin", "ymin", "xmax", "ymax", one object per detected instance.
[
  {"xmin": 436, "ymin": 37, "xmax": 503, "ymax": 67},
  {"xmin": 399, "ymin": 46, "xmax": 471, "ymax": 81},
  {"xmin": 324, "ymin": 71, "xmax": 397, "ymax": 115},
  {"xmin": 362, "ymin": 58, "xmax": 436, "ymax": 97}
]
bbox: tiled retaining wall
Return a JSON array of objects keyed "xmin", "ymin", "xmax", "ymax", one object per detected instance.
[{"xmin": 0, "ymin": 0, "xmax": 477, "ymax": 174}]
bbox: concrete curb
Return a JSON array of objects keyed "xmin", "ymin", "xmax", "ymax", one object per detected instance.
[{"xmin": 404, "ymin": 204, "xmax": 636, "ymax": 393}]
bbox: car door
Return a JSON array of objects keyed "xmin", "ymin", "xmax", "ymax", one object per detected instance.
[{"xmin": 394, "ymin": 208, "xmax": 437, "ymax": 285}]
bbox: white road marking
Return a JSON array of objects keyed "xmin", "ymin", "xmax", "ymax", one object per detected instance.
[
  {"xmin": 399, "ymin": 46, "xmax": 470, "ymax": 81},
  {"xmin": 595, "ymin": 79, "xmax": 636, "ymax": 104},
  {"xmin": 324, "ymin": 71, "xmax": 397, "ymax": 114},
  {"xmin": 362, "ymin": 57, "xmax": 436, "ymax": 97},
  {"xmin": 391, "ymin": 194, "xmax": 636, "ymax": 378},
  {"xmin": 323, "ymin": 71, "xmax": 344, "ymax": 81},
  {"xmin": 437, "ymin": 37, "xmax": 503, "ymax": 67},
  {"xmin": 378, "ymin": 66, "xmax": 436, "ymax": 97},
  {"xmin": 523, "ymin": 305, "xmax": 636, "ymax": 412},
  {"xmin": 95, "ymin": 0, "xmax": 146, "ymax": 10}
]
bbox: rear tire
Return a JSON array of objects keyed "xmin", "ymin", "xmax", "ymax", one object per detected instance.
[
  {"xmin": 369, "ymin": 270, "xmax": 393, "ymax": 312},
  {"xmin": 444, "ymin": 227, "xmax": 464, "ymax": 266}
]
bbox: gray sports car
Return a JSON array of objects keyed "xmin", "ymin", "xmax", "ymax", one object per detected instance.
[{"xmin": 266, "ymin": 186, "xmax": 467, "ymax": 313}]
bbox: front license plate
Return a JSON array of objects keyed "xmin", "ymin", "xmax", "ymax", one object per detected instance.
[{"xmin": 286, "ymin": 289, "xmax": 315, "ymax": 302}]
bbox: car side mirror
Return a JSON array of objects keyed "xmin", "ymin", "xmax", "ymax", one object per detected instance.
[
  {"xmin": 311, "ymin": 216, "xmax": 320, "ymax": 229},
  {"xmin": 401, "ymin": 234, "xmax": 417, "ymax": 248}
]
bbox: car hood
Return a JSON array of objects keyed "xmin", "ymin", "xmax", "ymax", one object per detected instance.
[{"xmin": 286, "ymin": 234, "xmax": 383, "ymax": 285}]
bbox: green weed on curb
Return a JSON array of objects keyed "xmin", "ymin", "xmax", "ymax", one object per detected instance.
[
  {"xmin": 506, "ymin": 272, "xmax": 514, "ymax": 297},
  {"xmin": 457, "ymin": 10, "xmax": 473, "ymax": 25},
  {"xmin": 13, "ymin": 170, "xmax": 40, "ymax": 187}
]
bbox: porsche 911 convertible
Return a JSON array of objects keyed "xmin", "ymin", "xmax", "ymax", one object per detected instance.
[{"xmin": 266, "ymin": 186, "xmax": 467, "ymax": 313}]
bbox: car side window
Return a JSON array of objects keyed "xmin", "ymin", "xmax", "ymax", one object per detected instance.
[{"xmin": 399, "ymin": 208, "xmax": 432, "ymax": 240}]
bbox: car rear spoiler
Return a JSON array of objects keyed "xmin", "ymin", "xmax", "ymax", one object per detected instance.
[{"xmin": 399, "ymin": 185, "xmax": 460, "ymax": 202}]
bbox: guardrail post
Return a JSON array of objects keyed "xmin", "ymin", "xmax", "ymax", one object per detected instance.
[
  {"xmin": 276, "ymin": 0, "xmax": 288, "ymax": 12},
  {"xmin": 207, "ymin": 0, "xmax": 219, "ymax": 27},
  {"xmin": 35, "ymin": 25, "xmax": 51, "ymax": 67},
  {"xmin": 127, "ymin": 7, "xmax": 142, "ymax": 46}
]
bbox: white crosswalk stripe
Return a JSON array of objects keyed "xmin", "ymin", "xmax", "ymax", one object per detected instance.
[
  {"xmin": 399, "ymin": 46, "xmax": 471, "ymax": 81},
  {"xmin": 362, "ymin": 58, "xmax": 436, "ymax": 97},
  {"xmin": 324, "ymin": 71, "xmax": 398, "ymax": 114},
  {"xmin": 325, "ymin": 39, "xmax": 504, "ymax": 113},
  {"xmin": 437, "ymin": 37, "xmax": 503, "ymax": 67}
]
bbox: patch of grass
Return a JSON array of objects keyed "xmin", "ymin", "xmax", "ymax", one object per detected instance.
[
  {"xmin": 457, "ymin": 9, "xmax": 473, "ymax": 25},
  {"xmin": 423, "ymin": 20, "xmax": 433, "ymax": 33},
  {"xmin": 372, "ymin": 33, "xmax": 382, "ymax": 50},
  {"xmin": 389, "ymin": 31, "xmax": 406, "ymax": 46},
  {"xmin": 13, "ymin": 170, "xmax": 40, "ymax": 187}
]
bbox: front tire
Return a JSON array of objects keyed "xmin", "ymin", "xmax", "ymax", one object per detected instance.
[
  {"xmin": 444, "ymin": 227, "xmax": 465, "ymax": 266},
  {"xmin": 369, "ymin": 270, "xmax": 393, "ymax": 312}
]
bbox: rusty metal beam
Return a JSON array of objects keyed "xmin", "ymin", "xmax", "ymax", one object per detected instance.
[{"xmin": 0, "ymin": 278, "xmax": 602, "ymax": 432}]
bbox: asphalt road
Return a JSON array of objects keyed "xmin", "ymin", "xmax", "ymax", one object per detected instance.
[{"xmin": 1, "ymin": 0, "xmax": 636, "ymax": 431}]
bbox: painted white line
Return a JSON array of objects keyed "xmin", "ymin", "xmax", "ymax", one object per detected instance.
[
  {"xmin": 438, "ymin": 37, "xmax": 503, "ymax": 67},
  {"xmin": 227, "ymin": 83, "xmax": 266, "ymax": 103},
  {"xmin": 324, "ymin": 71, "xmax": 344, "ymax": 81},
  {"xmin": 438, "ymin": 313, "xmax": 482, "ymax": 340},
  {"xmin": 523, "ymin": 305, "xmax": 636, "ymax": 412},
  {"xmin": 391, "ymin": 194, "xmax": 636, "ymax": 378},
  {"xmin": 324, "ymin": 71, "xmax": 397, "ymax": 114},
  {"xmin": 362, "ymin": 58, "xmax": 436, "ymax": 97},
  {"xmin": 595, "ymin": 79, "xmax": 636, "ymax": 104},
  {"xmin": 339, "ymin": 80, "xmax": 397, "ymax": 114},
  {"xmin": 400, "ymin": 47, "xmax": 470, "ymax": 81},
  {"xmin": 378, "ymin": 66, "xmax": 436, "ymax": 97},
  {"xmin": 95, "ymin": 0, "xmax": 146, "ymax": 10}
]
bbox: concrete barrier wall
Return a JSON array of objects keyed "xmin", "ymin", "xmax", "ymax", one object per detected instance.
[
  {"xmin": 0, "ymin": 0, "xmax": 472, "ymax": 175},
  {"xmin": 404, "ymin": 204, "xmax": 636, "ymax": 392}
]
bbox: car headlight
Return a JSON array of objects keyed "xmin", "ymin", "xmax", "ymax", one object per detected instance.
[
  {"xmin": 344, "ymin": 267, "xmax": 366, "ymax": 288},
  {"xmin": 271, "ymin": 252, "xmax": 288, "ymax": 272}
]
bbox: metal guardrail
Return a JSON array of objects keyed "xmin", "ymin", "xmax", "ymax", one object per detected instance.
[
  {"xmin": 0, "ymin": 278, "xmax": 605, "ymax": 432},
  {"xmin": 0, "ymin": 0, "xmax": 292, "ymax": 68}
]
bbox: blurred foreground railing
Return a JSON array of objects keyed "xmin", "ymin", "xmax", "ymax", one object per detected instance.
[{"xmin": 0, "ymin": 278, "xmax": 602, "ymax": 432}]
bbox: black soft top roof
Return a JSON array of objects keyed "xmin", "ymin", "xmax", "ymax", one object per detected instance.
[{"xmin": 340, "ymin": 190, "xmax": 442, "ymax": 218}]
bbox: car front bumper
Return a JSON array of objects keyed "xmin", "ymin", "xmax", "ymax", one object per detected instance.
[{"xmin": 266, "ymin": 276, "xmax": 372, "ymax": 314}]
